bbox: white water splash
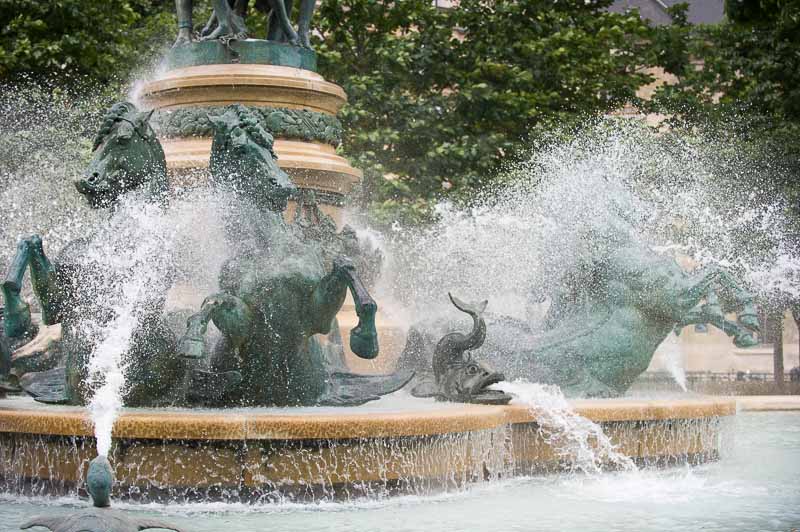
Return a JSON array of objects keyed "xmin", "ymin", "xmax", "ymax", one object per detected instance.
[
  {"xmin": 81, "ymin": 201, "xmax": 175, "ymax": 456},
  {"xmin": 496, "ymin": 380, "xmax": 637, "ymax": 474},
  {"xmin": 81, "ymin": 192, "xmax": 231, "ymax": 456},
  {"xmin": 660, "ymin": 332, "xmax": 687, "ymax": 391}
]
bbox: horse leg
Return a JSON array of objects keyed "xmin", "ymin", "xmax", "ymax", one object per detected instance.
[
  {"xmin": 2, "ymin": 238, "xmax": 33, "ymax": 338},
  {"xmin": 178, "ymin": 293, "xmax": 251, "ymax": 403},
  {"xmin": 178, "ymin": 293, "xmax": 253, "ymax": 359},
  {"xmin": 26, "ymin": 235, "xmax": 62, "ymax": 325},
  {"xmin": 682, "ymin": 268, "xmax": 759, "ymax": 332},
  {"xmin": 675, "ymin": 291, "xmax": 758, "ymax": 348},
  {"xmin": 312, "ymin": 257, "xmax": 378, "ymax": 359},
  {"xmin": 711, "ymin": 270, "xmax": 759, "ymax": 331}
]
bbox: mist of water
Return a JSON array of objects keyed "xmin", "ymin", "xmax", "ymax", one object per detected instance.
[{"xmin": 376, "ymin": 118, "xmax": 799, "ymax": 353}]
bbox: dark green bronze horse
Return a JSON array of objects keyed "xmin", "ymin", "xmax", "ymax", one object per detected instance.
[
  {"xmin": 177, "ymin": 105, "xmax": 410, "ymax": 406},
  {"xmin": 400, "ymin": 222, "xmax": 760, "ymax": 398},
  {"xmin": 2, "ymin": 102, "xmax": 183, "ymax": 406}
]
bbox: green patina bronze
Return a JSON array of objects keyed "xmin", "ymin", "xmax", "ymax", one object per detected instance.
[
  {"xmin": 2, "ymin": 102, "xmax": 183, "ymax": 406},
  {"xmin": 401, "ymin": 294, "xmax": 512, "ymax": 405},
  {"xmin": 401, "ymin": 225, "xmax": 760, "ymax": 398},
  {"xmin": 173, "ymin": 0, "xmax": 317, "ymax": 51},
  {"xmin": 20, "ymin": 455, "xmax": 184, "ymax": 532},
  {"xmin": 155, "ymin": 105, "xmax": 341, "ymax": 145},
  {"xmin": 164, "ymin": 39, "xmax": 317, "ymax": 71},
  {"xmin": 178, "ymin": 104, "xmax": 410, "ymax": 406},
  {"xmin": 2, "ymin": 102, "xmax": 408, "ymax": 409},
  {"xmin": 208, "ymin": 104, "xmax": 297, "ymax": 212}
]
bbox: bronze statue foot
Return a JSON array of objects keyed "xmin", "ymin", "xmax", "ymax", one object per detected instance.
[
  {"xmin": 173, "ymin": 28, "xmax": 193, "ymax": 47},
  {"xmin": 201, "ymin": 12, "xmax": 247, "ymax": 41}
]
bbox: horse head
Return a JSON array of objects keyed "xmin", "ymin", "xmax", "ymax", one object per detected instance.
[
  {"xmin": 77, "ymin": 102, "xmax": 168, "ymax": 208},
  {"xmin": 209, "ymin": 104, "xmax": 297, "ymax": 212}
]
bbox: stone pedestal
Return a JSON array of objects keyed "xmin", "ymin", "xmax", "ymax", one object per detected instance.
[{"xmin": 138, "ymin": 41, "xmax": 361, "ymax": 225}]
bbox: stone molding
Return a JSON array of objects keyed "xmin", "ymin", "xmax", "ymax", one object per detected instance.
[
  {"xmin": 138, "ymin": 64, "xmax": 347, "ymax": 116},
  {"xmin": 154, "ymin": 105, "xmax": 342, "ymax": 146}
]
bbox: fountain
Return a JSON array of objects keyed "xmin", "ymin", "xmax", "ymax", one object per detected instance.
[{"xmin": 0, "ymin": 1, "xmax": 777, "ymax": 528}]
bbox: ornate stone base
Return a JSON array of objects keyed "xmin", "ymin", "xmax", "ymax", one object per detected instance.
[
  {"xmin": 0, "ymin": 396, "xmax": 735, "ymax": 502},
  {"xmin": 137, "ymin": 57, "xmax": 362, "ymax": 220}
]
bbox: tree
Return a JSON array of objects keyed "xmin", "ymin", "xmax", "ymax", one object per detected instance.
[
  {"xmin": 649, "ymin": 0, "xmax": 800, "ymax": 384},
  {"xmin": 314, "ymin": 0, "xmax": 656, "ymax": 224},
  {"xmin": 0, "ymin": 1, "xmax": 174, "ymax": 84}
]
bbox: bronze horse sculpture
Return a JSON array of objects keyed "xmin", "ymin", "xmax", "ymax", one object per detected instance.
[
  {"xmin": 400, "ymin": 221, "xmax": 760, "ymax": 398},
  {"xmin": 177, "ymin": 105, "xmax": 411, "ymax": 406},
  {"xmin": 1, "ymin": 102, "xmax": 184, "ymax": 406}
]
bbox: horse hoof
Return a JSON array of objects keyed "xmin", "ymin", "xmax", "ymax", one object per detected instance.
[
  {"xmin": 733, "ymin": 332, "xmax": 758, "ymax": 349},
  {"xmin": 350, "ymin": 328, "xmax": 379, "ymax": 360}
]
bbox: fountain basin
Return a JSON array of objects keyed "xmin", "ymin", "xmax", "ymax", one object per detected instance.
[{"xmin": 0, "ymin": 396, "xmax": 734, "ymax": 502}]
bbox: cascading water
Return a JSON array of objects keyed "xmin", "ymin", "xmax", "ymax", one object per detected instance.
[{"xmin": 496, "ymin": 380, "xmax": 637, "ymax": 474}]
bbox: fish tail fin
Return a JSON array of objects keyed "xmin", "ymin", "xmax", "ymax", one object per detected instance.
[{"xmin": 448, "ymin": 292, "xmax": 488, "ymax": 317}]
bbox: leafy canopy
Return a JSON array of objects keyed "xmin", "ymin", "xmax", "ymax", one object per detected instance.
[{"xmin": 314, "ymin": 0, "xmax": 655, "ymax": 223}]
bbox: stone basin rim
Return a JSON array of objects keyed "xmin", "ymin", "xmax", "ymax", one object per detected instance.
[{"xmin": 0, "ymin": 397, "xmax": 736, "ymax": 441}]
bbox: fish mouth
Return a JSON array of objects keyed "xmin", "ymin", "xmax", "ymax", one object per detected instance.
[{"xmin": 468, "ymin": 372, "xmax": 512, "ymax": 405}]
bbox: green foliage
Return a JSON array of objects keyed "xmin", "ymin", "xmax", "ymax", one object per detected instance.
[
  {"xmin": 649, "ymin": 1, "xmax": 800, "ymax": 314},
  {"xmin": 314, "ymin": 0, "xmax": 655, "ymax": 224},
  {"xmin": 0, "ymin": 0, "xmax": 173, "ymax": 83},
  {"xmin": 649, "ymin": 1, "xmax": 800, "ymax": 221}
]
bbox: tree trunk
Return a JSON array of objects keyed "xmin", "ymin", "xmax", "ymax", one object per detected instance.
[
  {"xmin": 772, "ymin": 310, "xmax": 784, "ymax": 388},
  {"xmin": 792, "ymin": 305, "xmax": 800, "ymax": 372}
]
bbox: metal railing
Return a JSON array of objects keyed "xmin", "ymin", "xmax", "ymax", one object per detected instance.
[{"xmin": 639, "ymin": 370, "xmax": 794, "ymax": 384}]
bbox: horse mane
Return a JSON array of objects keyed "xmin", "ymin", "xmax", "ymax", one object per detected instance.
[
  {"xmin": 227, "ymin": 105, "xmax": 278, "ymax": 160},
  {"xmin": 92, "ymin": 101, "xmax": 138, "ymax": 151}
]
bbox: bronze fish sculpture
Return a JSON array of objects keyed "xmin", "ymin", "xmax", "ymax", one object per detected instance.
[{"xmin": 21, "ymin": 456, "xmax": 185, "ymax": 532}]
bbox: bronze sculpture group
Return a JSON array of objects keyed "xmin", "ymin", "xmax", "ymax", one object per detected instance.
[
  {"xmin": 0, "ymin": 101, "xmax": 410, "ymax": 408},
  {"xmin": 0, "ymin": 97, "xmax": 763, "ymax": 406},
  {"xmin": 399, "ymin": 222, "xmax": 760, "ymax": 398},
  {"xmin": 0, "ymin": 0, "xmax": 764, "ymax": 408},
  {"xmin": 173, "ymin": 0, "xmax": 316, "ymax": 47}
]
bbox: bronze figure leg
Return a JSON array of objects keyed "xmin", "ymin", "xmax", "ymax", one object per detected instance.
[
  {"xmin": 173, "ymin": 0, "xmax": 194, "ymax": 46},
  {"xmin": 2, "ymin": 239, "xmax": 32, "ymax": 338}
]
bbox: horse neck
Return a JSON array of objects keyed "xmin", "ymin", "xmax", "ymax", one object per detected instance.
[{"xmin": 141, "ymin": 139, "xmax": 169, "ymax": 200}]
